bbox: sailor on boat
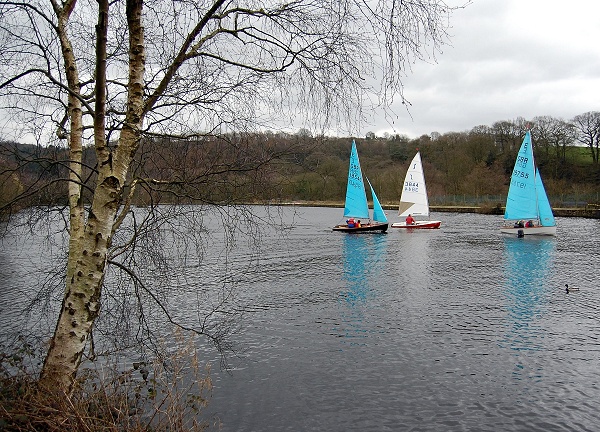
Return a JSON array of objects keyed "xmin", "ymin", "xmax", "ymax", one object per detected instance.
[{"xmin": 514, "ymin": 220, "xmax": 524, "ymax": 228}]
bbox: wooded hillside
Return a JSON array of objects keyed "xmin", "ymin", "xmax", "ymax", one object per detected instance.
[
  {"xmin": 2, "ymin": 116, "xmax": 600, "ymax": 216},
  {"xmin": 277, "ymin": 133, "xmax": 599, "ymax": 209}
]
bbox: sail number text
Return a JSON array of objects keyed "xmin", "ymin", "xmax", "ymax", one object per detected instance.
[
  {"xmin": 404, "ymin": 181, "xmax": 420, "ymax": 192},
  {"xmin": 349, "ymin": 162, "xmax": 362, "ymax": 185},
  {"xmin": 512, "ymin": 169, "xmax": 529, "ymax": 179},
  {"xmin": 515, "ymin": 156, "xmax": 528, "ymax": 169}
]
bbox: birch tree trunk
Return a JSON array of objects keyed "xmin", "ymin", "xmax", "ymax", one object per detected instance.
[{"xmin": 40, "ymin": 0, "xmax": 145, "ymax": 391}]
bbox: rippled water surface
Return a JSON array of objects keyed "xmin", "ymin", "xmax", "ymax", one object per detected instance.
[
  {"xmin": 204, "ymin": 208, "xmax": 600, "ymax": 432},
  {"xmin": 2, "ymin": 207, "xmax": 600, "ymax": 431}
]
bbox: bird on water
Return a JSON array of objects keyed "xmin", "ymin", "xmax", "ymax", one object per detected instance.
[{"xmin": 565, "ymin": 284, "xmax": 579, "ymax": 293}]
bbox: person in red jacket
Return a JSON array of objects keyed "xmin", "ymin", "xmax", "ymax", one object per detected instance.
[{"xmin": 405, "ymin": 214, "xmax": 415, "ymax": 225}]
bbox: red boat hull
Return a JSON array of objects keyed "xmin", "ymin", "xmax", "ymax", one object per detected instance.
[{"xmin": 391, "ymin": 221, "xmax": 441, "ymax": 229}]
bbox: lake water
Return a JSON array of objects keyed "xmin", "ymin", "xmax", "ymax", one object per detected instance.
[{"xmin": 1, "ymin": 206, "xmax": 600, "ymax": 431}]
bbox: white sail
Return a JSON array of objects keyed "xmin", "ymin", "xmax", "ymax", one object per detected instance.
[{"xmin": 398, "ymin": 152, "xmax": 429, "ymax": 217}]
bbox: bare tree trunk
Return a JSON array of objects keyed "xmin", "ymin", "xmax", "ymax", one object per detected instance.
[
  {"xmin": 39, "ymin": 0, "xmax": 86, "ymax": 390},
  {"xmin": 40, "ymin": 0, "xmax": 145, "ymax": 392}
]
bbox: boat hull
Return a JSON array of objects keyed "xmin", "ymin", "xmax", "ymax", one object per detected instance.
[
  {"xmin": 391, "ymin": 221, "xmax": 441, "ymax": 229},
  {"xmin": 333, "ymin": 222, "xmax": 388, "ymax": 233},
  {"xmin": 500, "ymin": 225, "xmax": 557, "ymax": 236}
]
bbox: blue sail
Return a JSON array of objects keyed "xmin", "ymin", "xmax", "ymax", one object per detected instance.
[
  {"xmin": 504, "ymin": 131, "xmax": 539, "ymax": 221},
  {"xmin": 343, "ymin": 141, "xmax": 370, "ymax": 219},
  {"xmin": 535, "ymin": 168, "xmax": 555, "ymax": 227},
  {"xmin": 367, "ymin": 177, "xmax": 388, "ymax": 223}
]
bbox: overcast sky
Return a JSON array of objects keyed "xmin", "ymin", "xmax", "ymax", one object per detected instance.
[
  {"xmin": 3, "ymin": 1, "xmax": 598, "ymax": 144},
  {"xmin": 366, "ymin": 0, "xmax": 600, "ymax": 139}
]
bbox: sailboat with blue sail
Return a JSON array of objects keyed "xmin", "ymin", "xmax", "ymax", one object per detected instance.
[
  {"xmin": 333, "ymin": 141, "xmax": 388, "ymax": 233},
  {"xmin": 500, "ymin": 130, "xmax": 556, "ymax": 236}
]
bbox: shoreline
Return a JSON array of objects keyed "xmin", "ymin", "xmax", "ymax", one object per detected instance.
[{"xmin": 270, "ymin": 201, "xmax": 600, "ymax": 219}]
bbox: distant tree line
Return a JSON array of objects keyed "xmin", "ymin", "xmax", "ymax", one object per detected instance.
[
  {"xmin": 2, "ymin": 111, "xmax": 599, "ymax": 217},
  {"xmin": 284, "ymin": 112, "xmax": 600, "ymax": 207},
  {"xmin": 353, "ymin": 112, "xmax": 600, "ymax": 207},
  {"xmin": 0, "ymin": 133, "xmax": 295, "ymax": 217}
]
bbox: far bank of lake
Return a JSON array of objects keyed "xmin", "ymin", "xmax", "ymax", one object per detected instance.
[{"xmin": 271, "ymin": 201, "xmax": 600, "ymax": 219}]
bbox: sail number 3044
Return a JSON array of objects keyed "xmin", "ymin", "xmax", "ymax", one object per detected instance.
[{"xmin": 404, "ymin": 181, "xmax": 420, "ymax": 192}]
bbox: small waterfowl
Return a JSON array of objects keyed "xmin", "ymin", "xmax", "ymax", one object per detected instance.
[{"xmin": 565, "ymin": 284, "xmax": 579, "ymax": 293}]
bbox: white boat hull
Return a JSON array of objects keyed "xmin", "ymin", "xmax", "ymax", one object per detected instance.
[
  {"xmin": 500, "ymin": 225, "xmax": 557, "ymax": 236},
  {"xmin": 391, "ymin": 220, "xmax": 441, "ymax": 229}
]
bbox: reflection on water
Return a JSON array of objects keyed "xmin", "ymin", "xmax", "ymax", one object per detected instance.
[
  {"xmin": 340, "ymin": 234, "xmax": 387, "ymax": 303},
  {"xmin": 337, "ymin": 234, "xmax": 388, "ymax": 344},
  {"xmin": 393, "ymin": 229, "xmax": 436, "ymax": 292},
  {"xmin": 501, "ymin": 237, "xmax": 556, "ymax": 381},
  {"xmin": 341, "ymin": 235, "xmax": 369, "ymax": 304}
]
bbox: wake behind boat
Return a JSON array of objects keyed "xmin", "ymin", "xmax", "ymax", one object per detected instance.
[
  {"xmin": 333, "ymin": 141, "xmax": 388, "ymax": 233},
  {"xmin": 391, "ymin": 151, "xmax": 441, "ymax": 229},
  {"xmin": 500, "ymin": 130, "xmax": 556, "ymax": 236}
]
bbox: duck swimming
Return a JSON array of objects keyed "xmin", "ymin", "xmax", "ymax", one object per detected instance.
[{"xmin": 565, "ymin": 284, "xmax": 579, "ymax": 293}]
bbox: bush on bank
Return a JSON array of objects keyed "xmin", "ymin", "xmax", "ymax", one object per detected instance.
[{"xmin": 0, "ymin": 337, "xmax": 216, "ymax": 432}]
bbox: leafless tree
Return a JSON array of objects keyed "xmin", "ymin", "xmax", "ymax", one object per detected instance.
[
  {"xmin": 532, "ymin": 115, "xmax": 577, "ymax": 163},
  {"xmin": 572, "ymin": 111, "xmax": 600, "ymax": 164},
  {"xmin": 491, "ymin": 120, "xmax": 522, "ymax": 153},
  {"xmin": 0, "ymin": 0, "xmax": 461, "ymax": 392}
]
